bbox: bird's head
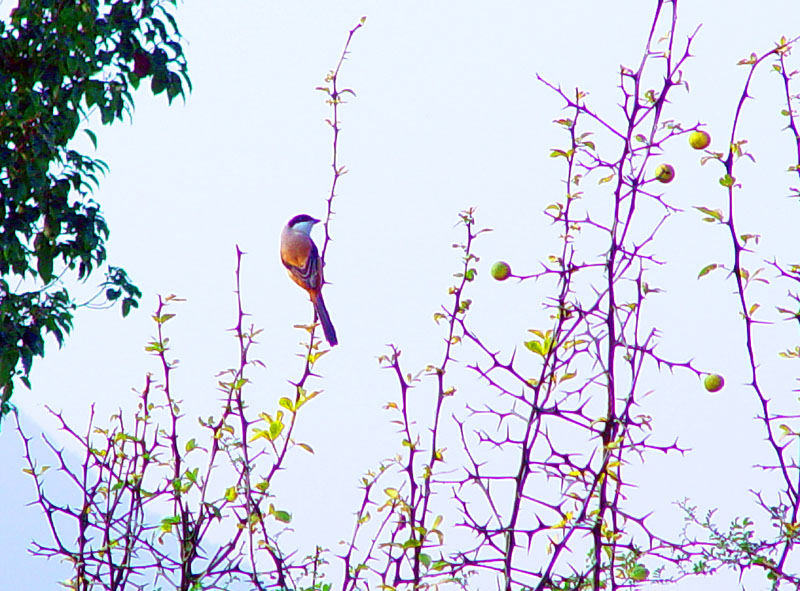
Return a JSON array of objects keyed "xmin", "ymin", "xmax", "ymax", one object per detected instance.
[{"xmin": 287, "ymin": 214, "xmax": 320, "ymax": 235}]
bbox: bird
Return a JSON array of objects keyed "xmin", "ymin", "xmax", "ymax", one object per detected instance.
[{"xmin": 280, "ymin": 214, "xmax": 338, "ymax": 346}]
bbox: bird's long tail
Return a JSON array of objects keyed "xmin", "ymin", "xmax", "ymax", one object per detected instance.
[{"xmin": 312, "ymin": 293, "xmax": 338, "ymax": 346}]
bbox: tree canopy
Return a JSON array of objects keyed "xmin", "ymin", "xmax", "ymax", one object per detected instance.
[{"xmin": 0, "ymin": 0, "xmax": 190, "ymax": 420}]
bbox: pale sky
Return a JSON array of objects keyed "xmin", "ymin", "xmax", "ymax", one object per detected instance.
[{"xmin": 1, "ymin": 1, "xmax": 799, "ymax": 589}]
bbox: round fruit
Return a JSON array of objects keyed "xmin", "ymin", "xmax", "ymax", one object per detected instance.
[
  {"xmin": 654, "ymin": 163, "xmax": 675, "ymax": 183},
  {"xmin": 689, "ymin": 130, "xmax": 711, "ymax": 150},
  {"xmin": 631, "ymin": 565, "xmax": 649, "ymax": 582},
  {"xmin": 133, "ymin": 52, "xmax": 151, "ymax": 78},
  {"xmin": 491, "ymin": 261, "xmax": 512, "ymax": 281},
  {"xmin": 43, "ymin": 215, "xmax": 60, "ymax": 239},
  {"xmin": 704, "ymin": 373, "xmax": 725, "ymax": 393}
]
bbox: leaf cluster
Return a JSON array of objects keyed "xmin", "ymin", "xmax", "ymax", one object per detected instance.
[{"xmin": 0, "ymin": 0, "xmax": 190, "ymax": 420}]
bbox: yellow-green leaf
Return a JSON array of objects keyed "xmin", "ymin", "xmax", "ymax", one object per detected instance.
[
  {"xmin": 268, "ymin": 420, "xmax": 284, "ymax": 441},
  {"xmin": 272, "ymin": 509, "xmax": 291, "ymax": 523},
  {"xmin": 694, "ymin": 206, "xmax": 723, "ymax": 222},
  {"xmin": 698, "ymin": 263, "xmax": 719, "ymax": 278},
  {"xmin": 598, "ymin": 173, "xmax": 614, "ymax": 184}
]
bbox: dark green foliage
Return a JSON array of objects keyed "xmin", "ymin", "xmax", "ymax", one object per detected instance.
[{"xmin": 0, "ymin": 0, "xmax": 190, "ymax": 421}]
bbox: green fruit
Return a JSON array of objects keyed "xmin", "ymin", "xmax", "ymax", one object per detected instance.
[
  {"xmin": 689, "ymin": 130, "xmax": 711, "ymax": 150},
  {"xmin": 654, "ymin": 163, "xmax": 675, "ymax": 183},
  {"xmin": 704, "ymin": 373, "xmax": 724, "ymax": 393},
  {"xmin": 631, "ymin": 565, "xmax": 649, "ymax": 582},
  {"xmin": 491, "ymin": 261, "xmax": 511, "ymax": 281},
  {"xmin": 43, "ymin": 215, "xmax": 60, "ymax": 239}
]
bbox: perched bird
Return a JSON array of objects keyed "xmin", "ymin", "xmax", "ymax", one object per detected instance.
[{"xmin": 280, "ymin": 214, "xmax": 338, "ymax": 346}]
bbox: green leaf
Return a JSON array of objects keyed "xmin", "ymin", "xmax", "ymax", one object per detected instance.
[
  {"xmin": 160, "ymin": 515, "xmax": 180, "ymax": 532},
  {"xmin": 151, "ymin": 74, "xmax": 167, "ymax": 96},
  {"xmin": 0, "ymin": 349, "xmax": 20, "ymax": 385},
  {"xmin": 524, "ymin": 332, "xmax": 554, "ymax": 357},
  {"xmin": 268, "ymin": 419, "xmax": 284, "ymax": 440},
  {"xmin": 524, "ymin": 340, "xmax": 544, "ymax": 356},
  {"xmin": 698, "ymin": 263, "xmax": 720, "ymax": 278},
  {"xmin": 598, "ymin": 173, "xmax": 614, "ymax": 184},
  {"xmin": 272, "ymin": 509, "xmax": 292, "ymax": 523},
  {"xmin": 694, "ymin": 206, "xmax": 723, "ymax": 222},
  {"xmin": 36, "ymin": 243, "xmax": 55, "ymax": 284},
  {"xmin": 84, "ymin": 129, "xmax": 98, "ymax": 149},
  {"xmin": 185, "ymin": 468, "xmax": 198, "ymax": 484},
  {"xmin": 122, "ymin": 298, "xmax": 137, "ymax": 317},
  {"xmin": 166, "ymin": 72, "xmax": 183, "ymax": 102}
]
